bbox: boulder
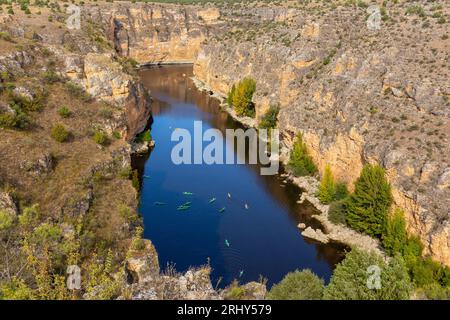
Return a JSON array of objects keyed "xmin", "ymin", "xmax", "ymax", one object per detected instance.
[
  {"xmin": 301, "ymin": 227, "xmax": 329, "ymax": 244},
  {"xmin": 126, "ymin": 239, "xmax": 160, "ymax": 284},
  {"xmin": 20, "ymin": 152, "xmax": 54, "ymax": 176},
  {"xmin": 0, "ymin": 192, "xmax": 18, "ymax": 217}
]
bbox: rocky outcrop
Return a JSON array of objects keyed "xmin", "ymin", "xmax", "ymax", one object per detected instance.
[
  {"xmin": 124, "ymin": 239, "xmax": 263, "ymax": 300},
  {"xmin": 20, "ymin": 152, "xmax": 54, "ymax": 176},
  {"xmin": 0, "ymin": 192, "xmax": 18, "ymax": 217},
  {"xmin": 83, "ymin": 53, "xmax": 132, "ymax": 105}
]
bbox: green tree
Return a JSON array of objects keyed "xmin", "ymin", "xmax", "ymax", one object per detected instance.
[
  {"xmin": 268, "ymin": 269, "xmax": 324, "ymax": 300},
  {"xmin": 317, "ymin": 165, "xmax": 336, "ymax": 204},
  {"xmin": 227, "ymin": 77, "xmax": 256, "ymax": 117},
  {"xmin": 345, "ymin": 164, "xmax": 392, "ymax": 238},
  {"xmin": 288, "ymin": 133, "xmax": 317, "ymax": 176},
  {"xmin": 258, "ymin": 104, "xmax": 279, "ymax": 130},
  {"xmin": 382, "ymin": 209, "xmax": 408, "ymax": 256},
  {"xmin": 324, "ymin": 249, "xmax": 411, "ymax": 300}
]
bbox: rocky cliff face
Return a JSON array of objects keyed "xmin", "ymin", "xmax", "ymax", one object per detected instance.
[
  {"xmin": 84, "ymin": 3, "xmax": 222, "ymax": 64},
  {"xmin": 99, "ymin": 1, "xmax": 449, "ymax": 266}
]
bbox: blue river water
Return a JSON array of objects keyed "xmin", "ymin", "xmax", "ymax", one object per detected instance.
[{"xmin": 134, "ymin": 65, "xmax": 346, "ymax": 288}]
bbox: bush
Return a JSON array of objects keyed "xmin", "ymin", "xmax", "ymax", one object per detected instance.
[
  {"xmin": 112, "ymin": 131, "xmax": 121, "ymax": 140},
  {"xmin": 225, "ymin": 281, "xmax": 246, "ymax": 300},
  {"xmin": 324, "ymin": 249, "xmax": 412, "ymax": 300},
  {"xmin": 267, "ymin": 270, "xmax": 324, "ymax": 300},
  {"xmin": 57, "ymin": 106, "xmax": 71, "ymax": 118},
  {"xmin": 99, "ymin": 107, "xmax": 113, "ymax": 119},
  {"xmin": 93, "ymin": 131, "xmax": 108, "ymax": 146},
  {"xmin": 50, "ymin": 124, "xmax": 70, "ymax": 142},
  {"xmin": 259, "ymin": 104, "xmax": 279, "ymax": 130},
  {"xmin": 0, "ymin": 278, "xmax": 34, "ymax": 300},
  {"xmin": 288, "ymin": 133, "xmax": 317, "ymax": 176},
  {"xmin": 345, "ymin": 164, "xmax": 392, "ymax": 238},
  {"xmin": 0, "ymin": 31, "xmax": 13, "ymax": 42},
  {"xmin": 131, "ymin": 169, "xmax": 140, "ymax": 191},
  {"xmin": 0, "ymin": 106, "xmax": 30, "ymax": 129},
  {"xmin": 42, "ymin": 70, "xmax": 61, "ymax": 84},
  {"xmin": 227, "ymin": 77, "xmax": 256, "ymax": 117},
  {"xmin": 65, "ymin": 82, "xmax": 91, "ymax": 102},
  {"xmin": 0, "ymin": 209, "xmax": 14, "ymax": 231},
  {"xmin": 136, "ymin": 129, "xmax": 152, "ymax": 143}
]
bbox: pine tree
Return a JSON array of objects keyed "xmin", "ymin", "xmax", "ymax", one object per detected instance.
[
  {"xmin": 317, "ymin": 165, "xmax": 336, "ymax": 204},
  {"xmin": 382, "ymin": 209, "xmax": 408, "ymax": 256},
  {"xmin": 345, "ymin": 164, "xmax": 392, "ymax": 238},
  {"xmin": 288, "ymin": 133, "xmax": 318, "ymax": 176},
  {"xmin": 228, "ymin": 77, "xmax": 256, "ymax": 117}
]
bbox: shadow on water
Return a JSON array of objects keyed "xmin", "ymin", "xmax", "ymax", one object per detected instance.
[{"xmin": 132, "ymin": 65, "xmax": 347, "ymax": 288}]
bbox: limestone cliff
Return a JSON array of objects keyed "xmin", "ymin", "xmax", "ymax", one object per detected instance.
[{"xmin": 84, "ymin": 3, "xmax": 222, "ymax": 64}]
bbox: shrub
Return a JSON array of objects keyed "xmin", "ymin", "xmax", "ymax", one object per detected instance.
[
  {"xmin": 324, "ymin": 249, "xmax": 412, "ymax": 300},
  {"xmin": 0, "ymin": 209, "xmax": 14, "ymax": 231},
  {"xmin": 112, "ymin": 131, "xmax": 121, "ymax": 140},
  {"xmin": 0, "ymin": 106, "xmax": 30, "ymax": 129},
  {"xmin": 225, "ymin": 281, "xmax": 246, "ymax": 300},
  {"xmin": 288, "ymin": 133, "xmax": 317, "ymax": 176},
  {"xmin": 99, "ymin": 107, "xmax": 113, "ymax": 119},
  {"xmin": 345, "ymin": 164, "xmax": 392, "ymax": 238},
  {"xmin": 0, "ymin": 278, "xmax": 34, "ymax": 300},
  {"xmin": 227, "ymin": 77, "xmax": 256, "ymax": 117},
  {"xmin": 42, "ymin": 70, "xmax": 61, "ymax": 84},
  {"xmin": 50, "ymin": 124, "xmax": 70, "ymax": 142},
  {"xmin": 267, "ymin": 269, "xmax": 324, "ymax": 300},
  {"xmin": 118, "ymin": 204, "xmax": 138, "ymax": 223},
  {"xmin": 406, "ymin": 5, "xmax": 426, "ymax": 17},
  {"xmin": 120, "ymin": 57, "xmax": 139, "ymax": 75},
  {"xmin": 131, "ymin": 169, "xmax": 140, "ymax": 191},
  {"xmin": 136, "ymin": 129, "xmax": 152, "ymax": 143},
  {"xmin": 57, "ymin": 106, "xmax": 71, "ymax": 118},
  {"xmin": 0, "ymin": 31, "xmax": 13, "ymax": 42},
  {"xmin": 93, "ymin": 131, "xmax": 108, "ymax": 146},
  {"xmin": 258, "ymin": 104, "xmax": 279, "ymax": 130},
  {"xmin": 65, "ymin": 82, "xmax": 91, "ymax": 102}
]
